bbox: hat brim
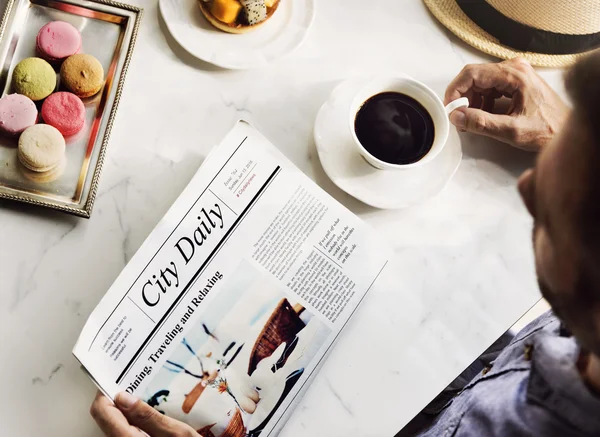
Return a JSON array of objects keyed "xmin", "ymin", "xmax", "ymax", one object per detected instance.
[{"xmin": 423, "ymin": 0, "xmax": 598, "ymax": 68}]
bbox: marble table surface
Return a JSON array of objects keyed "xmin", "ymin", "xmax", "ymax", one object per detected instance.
[{"xmin": 0, "ymin": 0, "xmax": 567, "ymax": 436}]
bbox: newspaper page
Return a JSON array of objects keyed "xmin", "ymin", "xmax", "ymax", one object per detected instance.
[{"xmin": 73, "ymin": 120, "xmax": 394, "ymax": 437}]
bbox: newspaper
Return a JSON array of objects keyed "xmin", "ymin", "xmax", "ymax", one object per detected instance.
[{"xmin": 73, "ymin": 120, "xmax": 393, "ymax": 436}]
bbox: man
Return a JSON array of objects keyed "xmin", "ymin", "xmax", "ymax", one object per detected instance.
[
  {"xmin": 397, "ymin": 55, "xmax": 600, "ymax": 436},
  {"xmin": 89, "ymin": 54, "xmax": 600, "ymax": 436}
]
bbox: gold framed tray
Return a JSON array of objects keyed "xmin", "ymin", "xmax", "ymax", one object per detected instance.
[{"xmin": 0, "ymin": 0, "xmax": 142, "ymax": 217}]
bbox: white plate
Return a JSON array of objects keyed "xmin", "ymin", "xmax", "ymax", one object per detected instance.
[
  {"xmin": 314, "ymin": 79, "xmax": 463, "ymax": 209},
  {"xmin": 159, "ymin": 0, "xmax": 315, "ymax": 69}
]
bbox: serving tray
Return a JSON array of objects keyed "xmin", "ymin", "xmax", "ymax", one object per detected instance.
[{"xmin": 0, "ymin": 0, "xmax": 142, "ymax": 217}]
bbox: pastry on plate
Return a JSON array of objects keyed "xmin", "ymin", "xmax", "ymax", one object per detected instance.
[
  {"xmin": 198, "ymin": 0, "xmax": 280, "ymax": 34},
  {"xmin": 0, "ymin": 94, "xmax": 38, "ymax": 136},
  {"xmin": 36, "ymin": 21, "xmax": 82, "ymax": 63},
  {"xmin": 12, "ymin": 57, "xmax": 56, "ymax": 101},
  {"xmin": 60, "ymin": 54, "xmax": 104, "ymax": 98},
  {"xmin": 41, "ymin": 92, "xmax": 85, "ymax": 136},
  {"xmin": 18, "ymin": 124, "xmax": 65, "ymax": 173}
]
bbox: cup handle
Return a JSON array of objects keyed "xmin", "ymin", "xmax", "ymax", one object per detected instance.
[{"xmin": 445, "ymin": 97, "xmax": 470, "ymax": 116}]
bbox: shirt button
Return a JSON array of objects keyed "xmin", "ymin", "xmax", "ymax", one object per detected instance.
[
  {"xmin": 524, "ymin": 344, "xmax": 534, "ymax": 361},
  {"xmin": 482, "ymin": 365, "xmax": 493, "ymax": 375}
]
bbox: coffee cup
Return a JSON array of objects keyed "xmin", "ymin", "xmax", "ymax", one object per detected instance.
[{"xmin": 349, "ymin": 76, "xmax": 469, "ymax": 170}]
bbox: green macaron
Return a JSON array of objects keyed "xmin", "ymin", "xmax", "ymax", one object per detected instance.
[{"xmin": 12, "ymin": 57, "xmax": 56, "ymax": 101}]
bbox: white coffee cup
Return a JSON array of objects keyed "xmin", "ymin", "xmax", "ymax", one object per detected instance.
[{"xmin": 349, "ymin": 76, "xmax": 469, "ymax": 170}]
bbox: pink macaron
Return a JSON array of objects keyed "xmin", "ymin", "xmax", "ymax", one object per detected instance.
[
  {"xmin": 41, "ymin": 92, "xmax": 85, "ymax": 137},
  {"xmin": 0, "ymin": 94, "xmax": 38, "ymax": 136},
  {"xmin": 36, "ymin": 21, "xmax": 82, "ymax": 62}
]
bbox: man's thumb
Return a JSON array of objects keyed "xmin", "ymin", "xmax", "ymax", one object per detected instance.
[
  {"xmin": 115, "ymin": 392, "xmax": 196, "ymax": 436},
  {"xmin": 449, "ymin": 107, "xmax": 516, "ymax": 143}
]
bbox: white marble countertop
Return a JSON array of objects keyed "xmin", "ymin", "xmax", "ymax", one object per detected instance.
[{"xmin": 0, "ymin": 0, "xmax": 567, "ymax": 436}]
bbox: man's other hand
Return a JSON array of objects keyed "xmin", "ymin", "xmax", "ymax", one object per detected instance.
[
  {"xmin": 445, "ymin": 58, "xmax": 569, "ymax": 152},
  {"xmin": 90, "ymin": 391, "xmax": 199, "ymax": 437}
]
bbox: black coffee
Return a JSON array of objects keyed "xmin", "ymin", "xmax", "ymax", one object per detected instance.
[{"xmin": 354, "ymin": 92, "xmax": 435, "ymax": 165}]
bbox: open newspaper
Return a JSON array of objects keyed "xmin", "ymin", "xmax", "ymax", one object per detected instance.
[{"xmin": 74, "ymin": 120, "xmax": 393, "ymax": 437}]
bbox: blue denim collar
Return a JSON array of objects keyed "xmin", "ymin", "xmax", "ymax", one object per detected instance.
[{"xmin": 527, "ymin": 334, "xmax": 600, "ymax": 434}]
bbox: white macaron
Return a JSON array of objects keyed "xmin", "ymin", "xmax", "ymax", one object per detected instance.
[{"xmin": 18, "ymin": 124, "xmax": 65, "ymax": 172}]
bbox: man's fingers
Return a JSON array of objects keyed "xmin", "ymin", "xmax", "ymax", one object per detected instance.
[
  {"xmin": 449, "ymin": 107, "xmax": 519, "ymax": 144},
  {"xmin": 115, "ymin": 392, "xmax": 197, "ymax": 437},
  {"xmin": 90, "ymin": 392, "xmax": 142, "ymax": 437},
  {"xmin": 445, "ymin": 61, "xmax": 525, "ymax": 104}
]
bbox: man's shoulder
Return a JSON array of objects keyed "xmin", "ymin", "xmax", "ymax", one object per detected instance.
[
  {"xmin": 419, "ymin": 311, "xmax": 600, "ymax": 437},
  {"xmin": 512, "ymin": 310, "xmax": 561, "ymax": 343}
]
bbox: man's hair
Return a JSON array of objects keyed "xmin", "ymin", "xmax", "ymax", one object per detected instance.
[
  {"xmin": 565, "ymin": 52, "xmax": 600, "ymax": 290},
  {"xmin": 566, "ymin": 52, "xmax": 600, "ymax": 150}
]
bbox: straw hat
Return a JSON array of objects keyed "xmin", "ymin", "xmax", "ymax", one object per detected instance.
[{"xmin": 423, "ymin": 0, "xmax": 600, "ymax": 67}]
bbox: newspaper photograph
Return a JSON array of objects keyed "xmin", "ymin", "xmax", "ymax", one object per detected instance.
[
  {"xmin": 143, "ymin": 260, "xmax": 330, "ymax": 436},
  {"xmin": 73, "ymin": 120, "xmax": 393, "ymax": 437}
]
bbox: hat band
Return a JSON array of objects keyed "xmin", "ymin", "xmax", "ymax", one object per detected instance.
[{"xmin": 456, "ymin": 0, "xmax": 600, "ymax": 55}]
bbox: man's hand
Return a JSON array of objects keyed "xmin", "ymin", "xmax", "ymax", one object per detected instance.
[
  {"xmin": 90, "ymin": 391, "xmax": 199, "ymax": 437},
  {"xmin": 445, "ymin": 58, "xmax": 569, "ymax": 152}
]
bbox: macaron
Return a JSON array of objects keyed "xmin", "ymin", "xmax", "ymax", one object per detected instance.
[
  {"xmin": 22, "ymin": 156, "xmax": 66, "ymax": 183},
  {"xmin": 18, "ymin": 124, "xmax": 65, "ymax": 172},
  {"xmin": 41, "ymin": 92, "xmax": 85, "ymax": 136},
  {"xmin": 0, "ymin": 94, "xmax": 38, "ymax": 136},
  {"xmin": 12, "ymin": 57, "xmax": 56, "ymax": 101},
  {"xmin": 60, "ymin": 54, "xmax": 104, "ymax": 98},
  {"xmin": 36, "ymin": 21, "xmax": 82, "ymax": 62}
]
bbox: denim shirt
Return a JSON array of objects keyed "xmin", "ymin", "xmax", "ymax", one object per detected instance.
[{"xmin": 419, "ymin": 311, "xmax": 600, "ymax": 437}]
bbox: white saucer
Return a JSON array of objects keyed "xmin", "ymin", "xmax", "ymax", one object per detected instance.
[
  {"xmin": 159, "ymin": 0, "xmax": 315, "ymax": 69},
  {"xmin": 314, "ymin": 79, "xmax": 463, "ymax": 209}
]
